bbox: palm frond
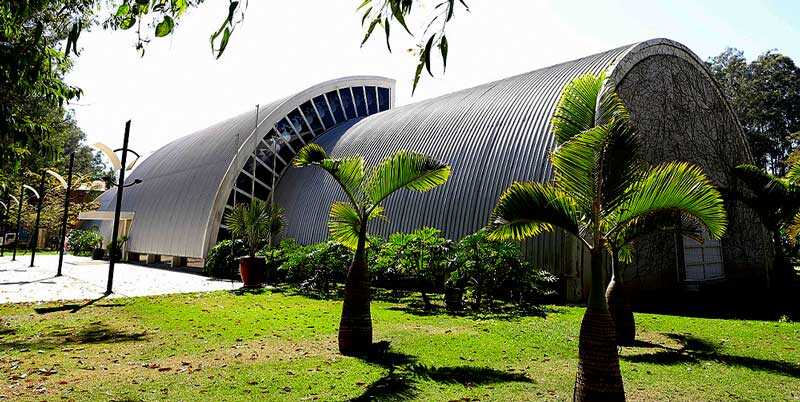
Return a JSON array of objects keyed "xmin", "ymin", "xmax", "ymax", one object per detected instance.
[
  {"xmin": 599, "ymin": 117, "xmax": 643, "ymax": 213},
  {"xmin": 611, "ymin": 162, "xmax": 727, "ymax": 240},
  {"xmin": 293, "ymin": 144, "xmax": 366, "ymax": 207},
  {"xmin": 293, "ymin": 144, "xmax": 328, "ymax": 167},
  {"xmin": 224, "ymin": 199, "xmax": 271, "ymax": 255},
  {"xmin": 784, "ymin": 159, "xmax": 800, "ymax": 184},
  {"xmin": 785, "ymin": 210, "xmax": 800, "ymax": 246},
  {"xmin": 328, "ymin": 202, "xmax": 362, "ymax": 250},
  {"xmin": 487, "ymin": 181, "xmax": 583, "ymax": 242},
  {"xmin": 551, "ymin": 72, "xmax": 605, "ymax": 145},
  {"xmin": 366, "ymin": 149, "xmax": 451, "ymax": 206},
  {"xmin": 733, "ymin": 163, "xmax": 789, "ymax": 198},
  {"xmin": 550, "ymin": 125, "xmax": 604, "ymax": 212}
]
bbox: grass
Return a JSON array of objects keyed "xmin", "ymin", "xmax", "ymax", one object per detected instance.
[{"xmin": 0, "ymin": 290, "xmax": 798, "ymax": 401}]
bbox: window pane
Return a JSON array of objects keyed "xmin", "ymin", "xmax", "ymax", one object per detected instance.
[
  {"xmin": 226, "ymin": 190, "xmax": 235, "ymax": 207},
  {"xmin": 234, "ymin": 190, "xmax": 251, "ymax": 205},
  {"xmin": 255, "ymin": 136, "xmax": 273, "ymax": 165},
  {"xmin": 313, "ymin": 96, "xmax": 335, "ymax": 128},
  {"xmin": 290, "ymin": 136, "xmax": 303, "ymax": 152},
  {"xmin": 236, "ymin": 172, "xmax": 252, "ymax": 194},
  {"xmin": 365, "ymin": 86, "xmax": 378, "ymax": 114},
  {"xmin": 287, "ymin": 110, "xmax": 311, "ymax": 136},
  {"xmin": 255, "ymin": 159, "xmax": 273, "ymax": 187},
  {"xmin": 243, "ymin": 156, "xmax": 255, "ymax": 175},
  {"xmin": 326, "ymin": 91, "xmax": 346, "ymax": 123},
  {"xmin": 378, "ymin": 87, "xmax": 390, "ymax": 112},
  {"xmin": 339, "ymin": 88, "xmax": 357, "ymax": 120},
  {"xmin": 254, "ymin": 180, "xmax": 270, "ymax": 201},
  {"xmin": 351, "ymin": 86, "xmax": 368, "ymax": 117},
  {"xmin": 278, "ymin": 146, "xmax": 293, "ymax": 166},
  {"xmin": 276, "ymin": 118, "xmax": 298, "ymax": 139},
  {"xmin": 300, "ymin": 101, "xmax": 324, "ymax": 135}
]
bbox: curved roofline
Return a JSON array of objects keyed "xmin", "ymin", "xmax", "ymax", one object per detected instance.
[
  {"xmin": 605, "ymin": 38, "xmax": 753, "ymax": 162},
  {"xmin": 200, "ymin": 75, "xmax": 396, "ymax": 256}
]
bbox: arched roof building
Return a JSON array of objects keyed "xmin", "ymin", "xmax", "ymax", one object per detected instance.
[{"xmin": 98, "ymin": 38, "xmax": 773, "ymax": 300}]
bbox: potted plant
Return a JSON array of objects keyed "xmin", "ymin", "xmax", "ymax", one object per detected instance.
[{"xmin": 224, "ymin": 200, "xmax": 271, "ymax": 288}]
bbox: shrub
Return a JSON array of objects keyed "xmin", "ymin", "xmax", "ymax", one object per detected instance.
[
  {"xmin": 204, "ymin": 239, "xmax": 247, "ymax": 279},
  {"xmin": 447, "ymin": 229, "xmax": 557, "ymax": 311},
  {"xmin": 67, "ymin": 229, "xmax": 103, "ymax": 256},
  {"xmin": 373, "ymin": 227, "xmax": 452, "ymax": 308},
  {"xmin": 279, "ymin": 241, "xmax": 352, "ymax": 294}
]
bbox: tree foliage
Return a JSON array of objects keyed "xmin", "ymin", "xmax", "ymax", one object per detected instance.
[{"xmin": 708, "ymin": 48, "xmax": 800, "ymax": 175}]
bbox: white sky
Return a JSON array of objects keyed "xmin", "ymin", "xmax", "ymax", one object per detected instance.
[{"xmin": 67, "ymin": 0, "xmax": 800, "ymax": 156}]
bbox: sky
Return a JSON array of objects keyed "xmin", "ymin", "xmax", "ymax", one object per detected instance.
[{"xmin": 67, "ymin": 0, "xmax": 800, "ymax": 157}]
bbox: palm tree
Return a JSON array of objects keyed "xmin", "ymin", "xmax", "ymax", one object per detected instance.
[
  {"xmin": 605, "ymin": 212, "xmax": 705, "ymax": 345},
  {"xmin": 487, "ymin": 72, "xmax": 727, "ymax": 401},
  {"xmin": 731, "ymin": 161, "xmax": 800, "ymax": 293},
  {"xmin": 224, "ymin": 199, "xmax": 271, "ymax": 258},
  {"xmin": 293, "ymin": 144, "xmax": 451, "ymax": 355}
]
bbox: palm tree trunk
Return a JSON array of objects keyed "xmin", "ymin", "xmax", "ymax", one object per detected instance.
[
  {"xmin": 605, "ymin": 251, "xmax": 636, "ymax": 346},
  {"xmin": 574, "ymin": 248, "xmax": 625, "ymax": 402},
  {"xmin": 338, "ymin": 221, "xmax": 373, "ymax": 355}
]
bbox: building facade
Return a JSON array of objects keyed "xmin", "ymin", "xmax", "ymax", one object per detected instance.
[{"xmin": 97, "ymin": 38, "xmax": 773, "ymax": 301}]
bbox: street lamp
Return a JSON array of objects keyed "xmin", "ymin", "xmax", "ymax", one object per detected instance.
[
  {"xmin": 11, "ymin": 182, "xmax": 40, "ymax": 262},
  {"xmin": 93, "ymin": 120, "xmax": 142, "ymax": 295},
  {"xmin": 29, "ymin": 171, "xmax": 47, "ymax": 267},
  {"xmin": 45, "ymin": 153, "xmax": 74, "ymax": 276}
]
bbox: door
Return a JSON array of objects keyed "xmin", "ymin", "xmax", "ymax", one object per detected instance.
[{"xmin": 682, "ymin": 230, "xmax": 724, "ymax": 282}]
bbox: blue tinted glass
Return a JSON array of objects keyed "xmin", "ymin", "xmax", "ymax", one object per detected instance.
[
  {"xmin": 255, "ymin": 137, "xmax": 273, "ymax": 165},
  {"xmin": 275, "ymin": 119, "xmax": 296, "ymax": 140},
  {"xmin": 287, "ymin": 110, "xmax": 310, "ymax": 136},
  {"xmin": 300, "ymin": 101, "xmax": 324, "ymax": 134},
  {"xmin": 325, "ymin": 91, "xmax": 346, "ymax": 123},
  {"xmin": 365, "ymin": 86, "xmax": 378, "ymax": 114},
  {"xmin": 378, "ymin": 87, "xmax": 390, "ymax": 111},
  {"xmin": 339, "ymin": 88, "xmax": 357, "ymax": 120},
  {"xmin": 313, "ymin": 96, "xmax": 335, "ymax": 128},
  {"xmin": 351, "ymin": 86, "xmax": 368, "ymax": 117}
]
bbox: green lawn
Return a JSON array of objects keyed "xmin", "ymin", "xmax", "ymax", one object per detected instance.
[{"xmin": 0, "ymin": 290, "xmax": 798, "ymax": 401}]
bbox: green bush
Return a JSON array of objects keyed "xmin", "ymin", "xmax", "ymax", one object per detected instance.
[
  {"xmin": 204, "ymin": 239, "xmax": 247, "ymax": 279},
  {"xmin": 67, "ymin": 229, "xmax": 103, "ymax": 256},
  {"xmin": 279, "ymin": 241, "xmax": 351, "ymax": 295},
  {"xmin": 373, "ymin": 227, "xmax": 452, "ymax": 308},
  {"xmin": 447, "ymin": 229, "xmax": 557, "ymax": 311}
]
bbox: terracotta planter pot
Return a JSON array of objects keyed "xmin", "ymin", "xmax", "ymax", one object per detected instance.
[{"xmin": 239, "ymin": 256, "xmax": 266, "ymax": 288}]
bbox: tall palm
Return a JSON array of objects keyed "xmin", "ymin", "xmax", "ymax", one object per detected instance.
[
  {"xmin": 487, "ymin": 72, "xmax": 727, "ymax": 401},
  {"xmin": 293, "ymin": 144, "xmax": 451, "ymax": 355}
]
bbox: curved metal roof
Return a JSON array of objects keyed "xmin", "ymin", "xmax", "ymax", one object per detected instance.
[
  {"xmin": 276, "ymin": 39, "xmax": 737, "ymax": 244},
  {"xmin": 99, "ymin": 76, "xmax": 395, "ymax": 258}
]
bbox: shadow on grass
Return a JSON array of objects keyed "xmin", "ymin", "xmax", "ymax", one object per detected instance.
[
  {"xmin": 350, "ymin": 341, "xmax": 532, "ymax": 401},
  {"xmin": 0, "ymin": 321, "xmax": 146, "ymax": 352},
  {"xmin": 387, "ymin": 302, "xmax": 562, "ymax": 321},
  {"xmin": 34, "ymin": 295, "xmax": 123, "ymax": 314},
  {"xmin": 229, "ymin": 287, "xmax": 270, "ymax": 296},
  {"xmin": 622, "ymin": 333, "xmax": 800, "ymax": 378}
]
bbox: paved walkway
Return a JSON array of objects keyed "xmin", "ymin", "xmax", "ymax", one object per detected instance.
[{"xmin": 0, "ymin": 254, "xmax": 241, "ymax": 304}]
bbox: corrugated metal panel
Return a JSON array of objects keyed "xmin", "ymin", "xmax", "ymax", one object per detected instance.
[
  {"xmin": 276, "ymin": 44, "xmax": 633, "ymax": 256},
  {"xmin": 98, "ymin": 77, "xmax": 395, "ymax": 258}
]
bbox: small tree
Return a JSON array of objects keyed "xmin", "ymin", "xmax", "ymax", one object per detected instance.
[
  {"xmin": 488, "ymin": 72, "xmax": 727, "ymax": 401},
  {"xmin": 224, "ymin": 200, "xmax": 271, "ymax": 258},
  {"xmin": 293, "ymin": 144, "xmax": 451, "ymax": 355}
]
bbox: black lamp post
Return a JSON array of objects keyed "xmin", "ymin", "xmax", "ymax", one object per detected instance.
[
  {"xmin": 105, "ymin": 120, "xmax": 142, "ymax": 295},
  {"xmin": 56, "ymin": 153, "xmax": 75, "ymax": 276},
  {"xmin": 0, "ymin": 192, "xmax": 8, "ymax": 257},
  {"xmin": 29, "ymin": 171, "xmax": 46, "ymax": 267},
  {"xmin": 11, "ymin": 184, "xmax": 24, "ymax": 262}
]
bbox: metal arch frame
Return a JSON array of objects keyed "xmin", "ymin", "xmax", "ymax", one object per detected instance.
[{"xmin": 201, "ymin": 76, "xmax": 396, "ymax": 257}]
